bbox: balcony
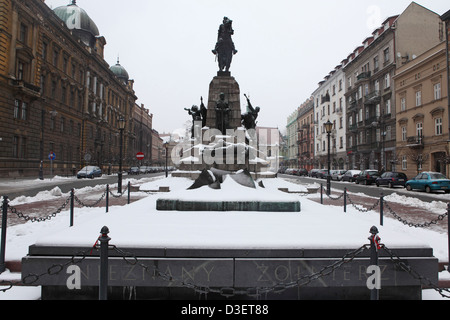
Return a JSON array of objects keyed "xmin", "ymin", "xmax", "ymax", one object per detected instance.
[
  {"xmin": 357, "ymin": 71, "xmax": 371, "ymax": 82},
  {"xmin": 406, "ymin": 135, "xmax": 424, "ymax": 149},
  {"xmin": 364, "ymin": 90, "xmax": 381, "ymax": 105},
  {"xmin": 10, "ymin": 79, "xmax": 41, "ymax": 98}
]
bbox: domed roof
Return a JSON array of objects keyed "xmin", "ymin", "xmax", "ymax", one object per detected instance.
[
  {"xmin": 53, "ymin": 1, "xmax": 99, "ymax": 39},
  {"xmin": 110, "ymin": 59, "xmax": 129, "ymax": 83}
]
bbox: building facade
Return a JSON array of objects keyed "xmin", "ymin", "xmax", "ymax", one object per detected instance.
[
  {"xmin": 312, "ymin": 65, "xmax": 347, "ymax": 170},
  {"xmin": 394, "ymin": 41, "xmax": 448, "ymax": 178},
  {"xmin": 0, "ymin": 0, "xmax": 157, "ymax": 178},
  {"xmin": 296, "ymin": 97, "xmax": 314, "ymax": 171},
  {"xmin": 286, "ymin": 109, "xmax": 299, "ymax": 168}
]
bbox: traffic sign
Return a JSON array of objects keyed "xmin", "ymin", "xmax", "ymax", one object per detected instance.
[
  {"xmin": 48, "ymin": 152, "xmax": 56, "ymax": 161},
  {"xmin": 136, "ymin": 152, "xmax": 144, "ymax": 161}
]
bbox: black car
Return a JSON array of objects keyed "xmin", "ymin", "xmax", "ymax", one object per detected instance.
[
  {"xmin": 316, "ymin": 169, "xmax": 328, "ymax": 179},
  {"xmin": 297, "ymin": 168, "xmax": 308, "ymax": 176},
  {"xmin": 309, "ymin": 169, "xmax": 320, "ymax": 177},
  {"xmin": 341, "ymin": 170, "xmax": 361, "ymax": 182},
  {"xmin": 128, "ymin": 167, "xmax": 140, "ymax": 175},
  {"xmin": 355, "ymin": 170, "xmax": 380, "ymax": 185},
  {"xmin": 376, "ymin": 172, "xmax": 408, "ymax": 188}
]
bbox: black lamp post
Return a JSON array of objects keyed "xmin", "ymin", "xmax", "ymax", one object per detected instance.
[
  {"xmin": 164, "ymin": 141, "xmax": 169, "ymax": 178},
  {"xmin": 324, "ymin": 120, "xmax": 333, "ymax": 196},
  {"xmin": 118, "ymin": 117, "xmax": 126, "ymax": 193}
]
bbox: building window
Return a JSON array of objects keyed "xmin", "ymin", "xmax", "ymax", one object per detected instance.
[
  {"xmin": 385, "ymin": 99, "xmax": 391, "ymax": 115},
  {"xmin": 384, "ymin": 73, "xmax": 390, "ymax": 88},
  {"xmin": 13, "ymin": 136, "xmax": 19, "ymax": 158},
  {"xmin": 383, "ymin": 47, "xmax": 390, "ymax": 64},
  {"xmin": 435, "ymin": 117, "xmax": 443, "ymax": 135},
  {"xmin": 415, "ymin": 91, "xmax": 422, "ymax": 107},
  {"xmin": 402, "ymin": 155, "xmax": 407, "ymax": 170},
  {"xmin": 400, "ymin": 97, "xmax": 406, "ymax": 111},
  {"xmin": 416, "ymin": 122, "xmax": 423, "ymax": 138},
  {"xmin": 14, "ymin": 100, "xmax": 27, "ymax": 120},
  {"xmin": 374, "ymin": 56, "xmax": 379, "ymax": 71},
  {"xmin": 434, "ymin": 83, "xmax": 441, "ymax": 100},
  {"xmin": 402, "ymin": 127, "xmax": 407, "ymax": 141},
  {"xmin": 19, "ymin": 23, "xmax": 28, "ymax": 43},
  {"xmin": 386, "ymin": 126, "xmax": 391, "ymax": 140}
]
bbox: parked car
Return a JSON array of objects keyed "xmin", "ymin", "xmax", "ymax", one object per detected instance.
[
  {"xmin": 77, "ymin": 166, "xmax": 102, "ymax": 179},
  {"xmin": 331, "ymin": 170, "xmax": 347, "ymax": 181},
  {"xmin": 376, "ymin": 172, "xmax": 408, "ymax": 188},
  {"xmin": 341, "ymin": 170, "xmax": 361, "ymax": 182},
  {"xmin": 128, "ymin": 167, "xmax": 140, "ymax": 175},
  {"xmin": 309, "ymin": 169, "xmax": 320, "ymax": 177},
  {"xmin": 297, "ymin": 168, "xmax": 308, "ymax": 176},
  {"xmin": 405, "ymin": 172, "xmax": 450, "ymax": 193},
  {"xmin": 139, "ymin": 166, "xmax": 151, "ymax": 174},
  {"xmin": 316, "ymin": 169, "xmax": 328, "ymax": 179},
  {"xmin": 355, "ymin": 170, "xmax": 380, "ymax": 185}
]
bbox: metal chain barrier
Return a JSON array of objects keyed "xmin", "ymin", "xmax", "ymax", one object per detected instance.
[
  {"xmin": 74, "ymin": 190, "xmax": 107, "ymax": 208},
  {"xmin": 381, "ymin": 244, "xmax": 450, "ymax": 299},
  {"xmin": 111, "ymin": 244, "xmax": 370, "ymax": 298},
  {"xmin": 346, "ymin": 193, "xmax": 380, "ymax": 213},
  {"xmin": 8, "ymin": 197, "xmax": 71, "ymax": 223},
  {"xmin": 384, "ymin": 201, "xmax": 448, "ymax": 228}
]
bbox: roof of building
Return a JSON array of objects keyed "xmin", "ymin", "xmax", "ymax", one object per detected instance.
[{"xmin": 53, "ymin": 1, "xmax": 100, "ymax": 38}]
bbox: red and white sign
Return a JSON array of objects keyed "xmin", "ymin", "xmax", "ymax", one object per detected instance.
[{"xmin": 136, "ymin": 152, "xmax": 145, "ymax": 160}]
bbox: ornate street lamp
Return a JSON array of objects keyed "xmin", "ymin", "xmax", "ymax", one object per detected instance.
[
  {"xmin": 324, "ymin": 120, "xmax": 333, "ymax": 196},
  {"xmin": 118, "ymin": 117, "xmax": 126, "ymax": 193}
]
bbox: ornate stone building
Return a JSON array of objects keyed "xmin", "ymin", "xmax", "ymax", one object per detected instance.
[{"xmin": 0, "ymin": 0, "xmax": 154, "ymax": 177}]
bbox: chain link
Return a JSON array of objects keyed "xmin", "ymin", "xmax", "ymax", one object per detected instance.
[
  {"xmin": 384, "ymin": 201, "xmax": 448, "ymax": 228},
  {"xmin": 8, "ymin": 196, "xmax": 71, "ymax": 223}
]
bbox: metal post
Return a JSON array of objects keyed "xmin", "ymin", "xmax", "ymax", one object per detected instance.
[
  {"xmin": 344, "ymin": 188, "xmax": 347, "ymax": 213},
  {"xmin": 118, "ymin": 128, "xmax": 124, "ymax": 194},
  {"xmin": 106, "ymin": 185, "xmax": 109, "ymax": 213},
  {"xmin": 320, "ymin": 183, "xmax": 323, "ymax": 204},
  {"xmin": 0, "ymin": 196, "xmax": 8, "ymax": 273},
  {"xmin": 99, "ymin": 226, "xmax": 110, "ymax": 300},
  {"xmin": 380, "ymin": 193, "xmax": 384, "ymax": 226},
  {"xmin": 327, "ymin": 132, "xmax": 331, "ymax": 196},
  {"xmin": 70, "ymin": 189, "xmax": 74, "ymax": 227},
  {"xmin": 369, "ymin": 226, "xmax": 380, "ymax": 300},
  {"xmin": 127, "ymin": 181, "xmax": 131, "ymax": 204}
]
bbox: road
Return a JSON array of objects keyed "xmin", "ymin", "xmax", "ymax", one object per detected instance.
[
  {"xmin": 278, "ymin": 174, "xmax": 450, "ymax": 204},
  {"xmin": 0, "ymin": 172, "xmax": 165, "ymax": 201}
]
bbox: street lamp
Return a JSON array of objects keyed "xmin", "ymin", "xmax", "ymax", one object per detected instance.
[
  {"xmin": 164, "ymin": 141, "xmax": 169, "ymax": 178},
  {"xmin": 118, "ymin": 117, "xmax": 126, "ymax": 193},
  {"xmin": 324, "ymin": 120, "xmax": 333, "ymax": 196}
]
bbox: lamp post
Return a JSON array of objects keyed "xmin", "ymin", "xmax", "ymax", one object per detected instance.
[
  {"xmin": 324, "ymin": 120, "xmax": 333, "ymax": 196},
  {"xmin": 118, "ymin": 117, "xmax": 126, "ymax": 193},
  {"xmin": 164, "ymin": 141, "xmax": 169, "ymax": 178}
]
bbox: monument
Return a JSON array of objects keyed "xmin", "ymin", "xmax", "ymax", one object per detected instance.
[{"xmin": 175, "ymin": 17, "xmax": 270, "ymax": 178}]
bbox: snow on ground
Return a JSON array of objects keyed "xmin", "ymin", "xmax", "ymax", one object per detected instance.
[{"xmin": 0, "ymin": 174, "xmax": 449, "ymax": 300}]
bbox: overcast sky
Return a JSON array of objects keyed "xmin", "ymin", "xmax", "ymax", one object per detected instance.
[{"xmin": 44, "ymin": 0, "xmax": 449, "ymax": 135}]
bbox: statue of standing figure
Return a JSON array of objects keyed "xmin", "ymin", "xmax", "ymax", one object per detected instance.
[{"xmin": 215, "ymin": 92, "xmax": 230, "ymax": 134}]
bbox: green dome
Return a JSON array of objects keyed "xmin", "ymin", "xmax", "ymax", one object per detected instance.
[
  {"xmin": 53, "ymin": 1, "xmax": 99, "ymax": 46},
  {"xmin": 110, "ymin": 59, "xmax": 129, "ymax": 83}
]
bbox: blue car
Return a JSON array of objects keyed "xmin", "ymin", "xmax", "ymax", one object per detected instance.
[
  {"xmin": 405, "ymin": 172, "xmax": 450, "ymax": 193},
  {"xmin": 77, "ymin": 166, "xmax": 102, "ymax": 179}
]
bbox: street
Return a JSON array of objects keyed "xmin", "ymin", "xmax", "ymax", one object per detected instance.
[{"xmin": 278, "ymin": 174, "xmax": 450, "ymax": 204}]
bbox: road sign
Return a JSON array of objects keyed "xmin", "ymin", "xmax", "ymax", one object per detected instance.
[
  {"xmin": 48, "ymin": 152, "xmax": 56, "ymax": 161},
  {"xmin": 136, "ymin": 152, "xmax": 144, "ymax": 161}
]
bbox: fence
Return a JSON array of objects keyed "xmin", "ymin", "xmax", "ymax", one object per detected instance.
[{"xmin": 0, "ymin": 183, "xmax": 449, "ymax": 300}]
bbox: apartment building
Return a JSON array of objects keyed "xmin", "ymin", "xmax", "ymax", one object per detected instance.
[
  {"xmin": 286, "ymin": 109, "xmax": 299, "ymax": 167},
  {"xmin": 312, "ymin": 65, "xmax": 347, "ymax": 170},
  {"xmin": 343, "ymin": 2, "xmax": 443, "ymax": 172},
  {"xmin": 296, "ymin": 98, "xmax": 315, "ymax": 171},
  {"xmin": 394, "ymin": 41, "xmax": 448, "ymax": 178},
  {"xmin": 0, "ymin": 0, "xmax": 156, "ymax": 177}
]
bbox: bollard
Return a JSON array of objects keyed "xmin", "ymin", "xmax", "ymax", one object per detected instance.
[
  {"xmin": 70, "ymin": 189, "xmax": 74, "ymax": 227},
  {"xmin": 368, "ymin": 226, "xmax": 380, "ymax": 300},
  {"xmin": 106, "ymin": 185, "xmax": 109, "ymax": 213},
  {"xmin": 343, "ymin": 188, "xmax": 347, "ymax": 213},
  {"xmin": 320, "ymin": 184, "xmax": 323, "ymax": 204},
  {"xmin": 379, "ymin": 193, "xmax": 384, "ymax": 226},
  {"xmin": 127, "ymin": 181, "xmax": 131, "ymax": 204},
  {"xmin": 0, "ymin": 196, "xmax": 8, "ymax": 273},
  {"xmin": 99, "ymin": 226, "xmax": 110, "ymax": 300}
]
